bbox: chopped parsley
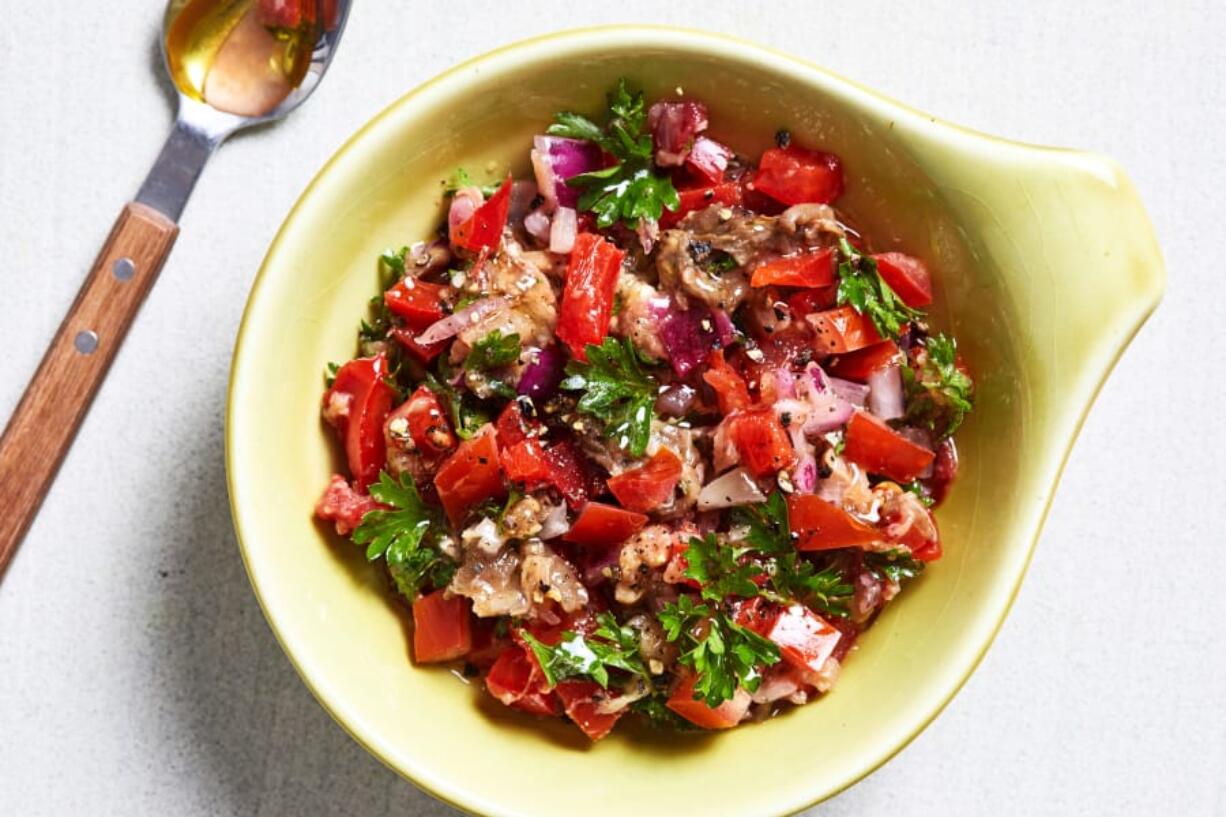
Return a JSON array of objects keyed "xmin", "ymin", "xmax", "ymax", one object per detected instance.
[
  {"xmin": 902, "ymin": 332, "xmax": 974, "ymax": 438},
  {"xmin": 427, "ymin": 360, "xmax": 490, "ymax": 440},
  {"xmin": 863, "ymin": 549, "xmax": 925, "ymax": 583},
  {"xmin": 445, "ymin": 167, "xmax": 501, "ymax": 198},
  {"xmin": 547, "ymin": 79, "xmax": 680, "ymax": 228},
  {"xmin": 519, "ymin": 612, "xmax": 649, "ymax": 688},
  {"xmin": 352, "ymin": 471, "xmax": 453, "ymax": 599},
  {"xmin": 464, "ymin": 329, "xmax": 522, "ymax": 372},
  {"xmin": 560, "ymin": 336, "xmax": 658, "ymax": 457},
  {"xmin": 658, "ymin": 595, "xmax": 781, "ymax": 707},
  {"xmin": 903, "ymin": 479, "xmax": 936, "ymax": 507},
  {"xmin": 835, "ymin": 237, "xmax": 923, "ymax": 340},
  {"xmin": 682, "ymin": 533, "xmax": 764, "ymax": 601},
  {"xmin": 323, "ymin": 361, "xmax": 340, "ymax": 387},
  {"xmin": 380, "ymin": 246, "xmax": 409, "ymax": 277},
  {"xmin": 631, "ymin": 693, "xmax": 699, "ymax": 731}
]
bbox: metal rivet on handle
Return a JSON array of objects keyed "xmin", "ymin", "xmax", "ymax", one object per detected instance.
[
  {"xmin": 74, "ymin": 331, "xmax": 98, "ymax": 355},
  {"xmin": 112, "ymin": 257, "xmax": 135, "ymax": 281}
]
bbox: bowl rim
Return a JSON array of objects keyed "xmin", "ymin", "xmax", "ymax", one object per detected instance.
[{"xmin": 226, "ymin": 23, "xmax": 1164, "ymax": 817}]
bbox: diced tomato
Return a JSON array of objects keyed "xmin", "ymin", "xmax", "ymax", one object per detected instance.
[
  {"xmin": 411, "ymin": 590, "xmax": 472, "ymax": 663},
  {"xmin": 322, "ymin": 355, "xmax": 396, "ymax": 488},
  {"xmin": 500, "ymin": 439, "xmax": 552, "ymax": 484},
  {"xmin": 872, "ymin": 252, "xmax": 932, "ymax": 308},
  {"xmin": 314, "ymin": 474, "xmax": 384, "ymax": 535},
  {"xmin": 383, "ymin": 278, "xmax": 447, "ymax": 330},
  {"xmin": 732, "ymin": 596, "xmax": 775, "ymax": 637},
  {"xmin": 402, "ymin": 386, "xmax": 456, "ymax": 458},
  {"xmin": 751, "ymin": 146, "xmax": 844, "ymax": 206},
  {"xmin": 761, "ymin": 604, "xmax": 842, "ymax": 673},
  {"xmin": 750, "ymin": 248, "xmax": 835, "ymax": 289},
  {"xmin": 703, "ymin": 349, "xmax": 752, "ymax": 414},
  {"xmin": 451, "ymin": 175, "xmax": 513, "ymax": 252},
  {"xmin": 685, "ymin": 135, "xmax": 733, "ymax": 184},
  {"xmin": 660, "ymin": 181, "xmax": 742, "ymax": 228},
  {"xmin": 495, "ymin": 400, "xmax": 532, "ymax": 447},
  {"xmin": 843, "ymin": 411, "xmax": 935, "ymax": 482},
  {"xmin": 786, "ymin": 287, "xmax": 837, "ymax": 317},
  {"xmin": 556, "ymin": 233, "xmax": 625, "ymax": 360},
  {"xmin": 541, "ymin": 439, "xmax": 590, "ymax": 509},
  {"xmin": 666, "ymin": 674, "xmax": 751, "ymax": 729},
  {"xmin": 725, "ymin": 409, "xmax": 796, "ymax": 478},
  {"xmin": 911, "ymin": 537, "xmax": 943, "ymax": 563},
  {"xmin": 433, "ymin": 429, "xmax": 506, "ymax": 525},
  {"xmin": 556, "ymin": 680, "xmax": 624, "ymax": 741},
  {"xmin": 485, "ymin": 645, "xmax": 559, "ymax": 716},
  {"xmin": 389, "ymin": 327, "xmax": 448, "ymax": 363},
  {"xmin": 826, "ymin": 341, "xmax": 901, "ymax": 382},
  {"xmin": 807, "ymin": 305, "xmax": 886, "ymax": 355},
  {"xmin": 606, "ymin": 449, "xmax": 684, "ymax": 513},
  {"xmin": 787, "ymin": 494, "xmax": 881, "ymax": 550},
  {"xmin": 564, "ymin": 502, "xmax": 648, "ymax": 548}
]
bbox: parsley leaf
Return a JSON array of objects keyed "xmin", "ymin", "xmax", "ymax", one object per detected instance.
[
  {"xmin": 323, "ymin": 361, "xmax": 340, "ymax": 387},
  {"xmin": 560, "ymin": 337, "xmax": 658, "ymax": 457},
  {"xmin": 903, "ymin": 479, "xmax": 936, "ymax": 507},
  {"xmin": 445, "ymin": 167, "xmax": 500, "ymax": 198},
  {"xmin": 728, "ymin": 491, "xmax": 791, "ymax": 555},
  {"xmin": 631, "ymin": 693, "xmax": 700, "ymax": 731},
  {"xmin": 658, "ymin": 595, "xmax": 781, "ymax": 707},
  {"xmin": 380, "ymin": 246, "xmax": 408, "ymax": 277},
  {"xmin": 352, "ymin": 471, "xmax": 453, "ymax": 599},
  {"xmin": 518, "ymin": 612, "xmax": 649, "ymax": 689},
  {"xmin": 464, "ymin": 329, "xmax": 521, "ymax": 372},
  {"xmin": 902, "ymin": 332, "xmax": 974, "ymax": 438},
  {"xmin": 835, "ymin": 237, "xmax": 924, "ymax": 340},
  {"xmin": 863, "ymin": 548, "xmax": 925, "ymax": 583},
  {"xmin": 682, "ymin": 533, "xmax": 762, "ymax": 601},
  {"xmin": 547, "ymin": 79, "xmax": 680, "ymax": 228}
]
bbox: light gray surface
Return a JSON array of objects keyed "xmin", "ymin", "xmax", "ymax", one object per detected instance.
[{"xmin": 1, "ymin": 1, "xmax": 1223, "ymax": 815}]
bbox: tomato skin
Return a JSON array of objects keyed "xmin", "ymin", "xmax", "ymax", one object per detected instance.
[
  {"xmin": 541, "ymin": 439, "xmax": 591, "ymax": 509},
  {"xmin": 433, "ymin": 429, "xmax": 506, "ymax": 526},
  {"xmin": 761, "ymin": 604, "xmax": 842, "ymax": 673},
  {"xmin": 843, "ymin": 411, "xmax": 935, "ymax": 482},
  {"xmin": 726, "ymin": 409, "xmax": 797, "ymax": 478},
  {"xmin": 660, "ymin": 181, "xmax": 742, "ymax": 228},
  {"xmin": 314, "ymin": 474, "xmax": 384, "ymax": 535},
  {"xmin": 787, "ymin": 287, "xmax": 838, "ymax": 317},
  {"xmin": 750, "ymin": 248, "xmax": 836, "ymax": 289},
  {"xmin": 826, "ymin": 341, "xmax": 901, "ymax": 382},
  {"xmin": 563, "ymin": 502, "xmax": 648, "ymax": 548},
  {"xmin": 666, "ymin": 674, "xmax": 751, "ymax": 729},
  {"xmin": 703, "ymin": 349, "xmax": 753, "ymax": 414},
  {"xmin": 786, "ymin": 494, "xmax": 881, "ymax": 550},
  {"xmin": 403, "ymin": 386, "xmax": 456, "ymax": 458},
  {"xmin": 383, "ymin": 277, "xmax": 447, "ymax": 329},
  {"xmin": 556, "ymin": 680, "xmax": 625, "ymax": 741},
  {"xmin": 752, "ymin": 146, "xmax": 844, "ymax": 205},
  {"xmin": 872, "ymin": 252, "xmax": 933, "ymax": 308},
  {"xmin": 807, "ymin": 305, "xmax": 886, "ymax": 355},
  {"xmin": 495, "ymin": 401, "xmax": 533, "ymax": 447},
  {"xmin": 606, "ymin": 449, "xmax": 684, "ymax": 513},
  {"xmin": 412, "ymin": 590, "xmax": 473, "ymax": 663},
  {"xmin": 556, "ymin": 233, "xmax": 626, "ymax": 360},
  {"xmin": 451, "ymin": 175, "xmax": 513, "ymax": 252},
  {"xmin": 323, "ymin": 355, "xmax": 396, "ymax": 489},
  {"xmin": 500, "ymin": 439, "xmax": 552, "ymax": 484}
]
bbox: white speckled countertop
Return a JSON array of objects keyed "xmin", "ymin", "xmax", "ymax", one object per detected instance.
[{"xmin": 2, "ymin": 1, "xmax": 1223, "ymax": 814}]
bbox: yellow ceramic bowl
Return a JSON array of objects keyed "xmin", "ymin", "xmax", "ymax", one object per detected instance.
[{"xmin": 227, "ymin": 26, "xmax": 1163, "ymax": 817}]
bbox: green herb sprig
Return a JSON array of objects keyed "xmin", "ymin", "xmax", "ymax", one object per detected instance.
[{"xmin": 560, "ymin": 337, "xmax": 658, "ymax": 457}]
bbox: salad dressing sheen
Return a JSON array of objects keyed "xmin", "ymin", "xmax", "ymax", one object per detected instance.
[{"xmin": 165, "ymin": 0, "xmax": 317, "ymax": 117}]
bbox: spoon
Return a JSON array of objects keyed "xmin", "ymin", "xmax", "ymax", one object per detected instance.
[{"xmin": 0, "ymin": 0, "xmax": 351, "ymax": 578}]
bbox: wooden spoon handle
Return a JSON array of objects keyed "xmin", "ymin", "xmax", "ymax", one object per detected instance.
[{"xmin": 0, "ymin": 202, "xmax": 178, "ymax": 577}]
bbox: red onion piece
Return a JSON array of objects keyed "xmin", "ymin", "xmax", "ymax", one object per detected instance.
[
  {"xmin": 416, "ymin": 297, "xmax": 508, "ymax": 346},
  {"xmin": 788, "ymin": 422, "xmax": 818, "ymax": 493},
  {"xmin": 532, "ymin": 136, "xmax": 603, "ymax": 207},
  {"xmin": 829, "ymin": 376, "xmax": 870, "ymax": 408},
  {"xmin": 651, "ymin": 297, "xmax": 725, "ymax": 377},
  {"xmin": 686, "ymin": 135, "xmax": 733, "ymax": 183},
  {"xmin": 712, "ymin": 309, "xmax": 737, "ymax": 346},
  {"xmin": 698, "ymin": 467, "xmax": 766, "ymax": 510},
  {"xmin": 867, "ymin": 364, "xmax": 905, "ymax": 420},
  {"xmin": 648, "ymin": 100, "xmax": 709, "ymax": 166},
  {"xmin": 798, "ymin": 364, "xmax": 855, "ymax": 435},
  {"xmin": 507, "ymin": 180, "xmax": 539, "ymax": 229},
  {"xmin": 523, "ymin": 208, "xmax": 551, "ymax": 242},
  {"xmin": 517, "ymin": 345, "xmax": 565, "ymax": 400},
  {"xmin": 448, "ymin": 187, "xmax": 482, "ymax": 233},
  {"xmin": 656, "ymin": 383, "xmax": 697, "ymax": 417},
  {"xmin": 539, "ymin": 502, "xmax": 570, "ymax": 540},
  {"xmin": 549, "ymin": 206, "xmax": 577, "ymax": 254}
]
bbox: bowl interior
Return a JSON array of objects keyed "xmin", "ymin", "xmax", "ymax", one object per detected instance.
[{"xmin": 228, "ymin": 27, "xmax": 1160, "ymax": 817}]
